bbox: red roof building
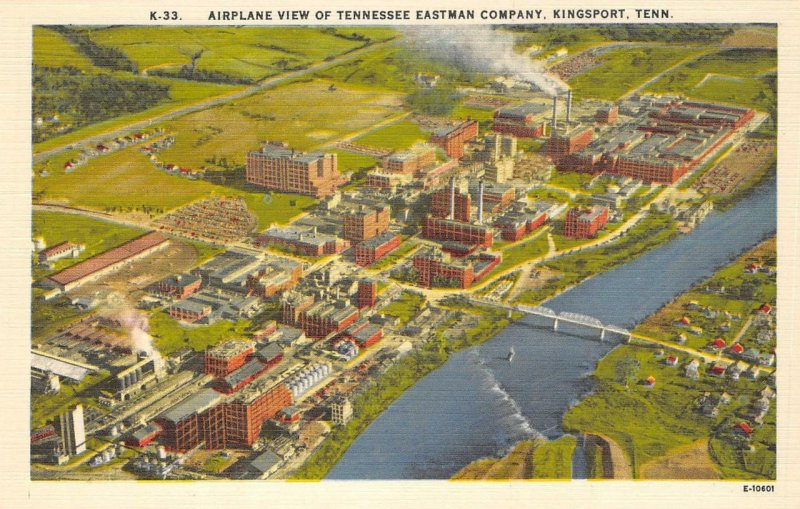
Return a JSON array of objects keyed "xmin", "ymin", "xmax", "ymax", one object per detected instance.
[
  {"xmin": 711, "ymin": 338, "xmax": 726, "ymax": 349},
  {"xmin": 737, "ymin": 422, "xmax": 753, "ymax": 437}
]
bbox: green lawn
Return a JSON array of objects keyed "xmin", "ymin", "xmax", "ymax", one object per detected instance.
[
  {"xmin": 547, "ymin": 172, "xmax": 595, "ymax": 191},
  {"xmin": 330, "ymin": 150, "xmax": 379, "ymax": 173},
  {"xmin": 568, "ymin": 46, "xmax": 705, "ymax": 101},
  {"xmin": 369, "ymin": 239, "xmax": 419, "ymax": 271},
  {"xmin": 353, "ymin": 119, "xmax": 428, "ymax": 151},
  {"xmin": 494, "ymin": 234, "xmax": 549, "ymax": 273},
  {"xmin": 31, "ymin": 370, "xmax": 111, "ymax": 429},
  {"xmin": 531, "ymin": 435, "xmax": 577, "ymax": 479}
]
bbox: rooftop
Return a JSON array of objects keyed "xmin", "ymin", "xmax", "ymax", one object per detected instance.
[
  {"xmin": 207, "ymin": 339, "xmax": 254, "ymax": 360},
  {"xmin": 158, "ymin": 388, "xmax": 221, "ymax": 424}
]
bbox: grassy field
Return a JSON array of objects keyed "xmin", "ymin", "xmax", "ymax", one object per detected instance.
[
  {"xmin": 369, "ymin": 239, "xmax": 419, "ymax": 271},
  {"xmin": 494, "ymin": 234, "xmax": 550, "ymax": 274},
  {"xmin": 530, "ymin": 435, "xmax": 577, "ymax": 479},
  {"xmin": 353, "ymin": 119, "xmax": 428, "ymax": 151},
  {"xmin": 155, "ymin": 80, "xmax": 403, "ymax": 169},
  {"xmin": 34, "ymin": 146, "xmax": 316, "ymax": 225},
  {"xmin": 380, "ymin": 291, "xmax": 426, "ymax": 324},
  {"xmin": 148, "ymin": 311, "xmax": 252, "ymax": 356},
  {"xmin": 31, "ymin": 370, "xmax": 110, "ymax": 429},
  {"xmin": 33, "ymin": 26, "xmax": 94, "ymax": 70},
  {"xmin": 32, "ymin": 211, "xmax": 146, "ymax": 275},
  {"xmin": 646, "ymin": 49, "xmax": 776, "ymax": 112},
  {"xmin": 330, "ymin": 150, "xmax": 379, "ymax": 174},
  {"xmin": 568, "ymin": 46, "xmax": 705, "ymax": 101},
  {"xmin": 84, "ymin": 27, "xmax": 397, "ymax": 81}
]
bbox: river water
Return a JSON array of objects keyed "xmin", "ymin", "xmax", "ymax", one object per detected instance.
[{"xmin": 327, "ymin": 173, "xmax": 777, "ymax": 479}]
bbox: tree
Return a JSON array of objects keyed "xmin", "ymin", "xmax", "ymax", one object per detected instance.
[{"xmin": 615, "ymin": 358, "xmax": 640, "ymax": 390}]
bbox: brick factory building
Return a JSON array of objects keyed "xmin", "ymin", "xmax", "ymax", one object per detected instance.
[
  {"xmin": 430, "ymin": 186, "xmax": 472, "ymax": 223},
  {"xmin": 412, "ymin": 247, "xmax": 500, "ymax": 289},
  {"xmin": 382, "ymin": 143, "xmax": 437, "ymax": 175},
  {"xmin": 596, "ymin": 105, "xmax": 619, "ymax": 124},
  {"xmin": 548, "ymin": 125, "xmax": 594, "ymax": 160},
  {"xmin": 422, "ymin": 217, "xmax": 493, "ymax": 248},
  {"xmin": 246, "ymin": 141, "xmax": 341, "ymax": 198},
  {"xmin": 281, "ymin": 292, "xmax": 360, "ymax": 339},
  {"xmin": 168, "ymin": 300, "xmax": 212, "ymax": 323},
  {"xmin": 281, "ymin": 292, "xmax": 315, "ymax": 325},
  {"xmin": 347, "ymin": 323, "xmax": 383, "ymax": 349},
  {"xmin": 342, "ymin": 204, "xmax": 390, "ymax": 242},
  {"xmin": 564, "ymin": 206, "xmax": 609, "ymax": 239},
  {"xmin": 469, "ymin": 181, "xmax": 516, "ymax": 213},
  {"xmin": 222, "ymin": 378, "xmax": 292, "ymax": 448},
  {"xmin": 245, "ymin": 259, "xmax": 303, "ymax": 298},
  {"xmin": 429, "ymin": 120, "xmax": 479, "ymax": 159},
  {"xmin": 155, "ymin": 388, "xmax": 223, "ymax": 452},
  {"xmin": 492, "ymin": 102, "xmax": 548, "ymax": 138},
  {"xmin": 354, "ymin": 232, "xmax": 401, "ymax": 267},
  {"xmin": 44, "ymin": 231, "xmax": 169, "ymax": 292},
  {"xmin": 38, "ymin": 241, "xmax": 84, "ymax": 263},
  {"xmin": 154, "ymin": 274, "xmax": 202, "ymax": 300},
  {"xmin": 494, "ymin": 210, "xmax": 548, "ymax": 242},
  {"xmin": 357, "ymin": 279, "xmax": 377, "ymax": 309},
  {"xmin": 204, "ymin": 339, "xmax": 255, "ymax": 378},
  {"xmin": 256, "ymin": 226, "xmax": 349, "ymax": 257}
]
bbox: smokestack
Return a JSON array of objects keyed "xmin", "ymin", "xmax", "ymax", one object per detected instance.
[
  {"xmin": 449, "ymin": 176, "xmax": 456, "ymax": 220},
  {"xmin": 477, "ymin": 179, "xmax": 484, "ymax": 224},
  {"xmin": 566, "ymin": 90, "xmax": 572, "ymax": 124},
  {"xmin": 551, "ymin": 95, "xmax": 558, "ymax": 135}
]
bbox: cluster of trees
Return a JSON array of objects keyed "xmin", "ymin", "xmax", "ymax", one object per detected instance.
[
  {"xmin": 50, "ymin": 26, "xmax": 137, "ymax": 73},
  {"xmin": 148, "ymin": 66, "xmax": 255, "ymax": 85},
  {"xmin": 33, "ymin": 66, "xmax": 170, "ymax": 142},
  {"xmin": 405, "ymin": 87, "xmax": 461, "ymax": 116}
]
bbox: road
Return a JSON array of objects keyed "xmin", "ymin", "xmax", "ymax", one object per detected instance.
[{"xmin": 32, "ymin": 39, "xmax": 398, "ymax": 164}]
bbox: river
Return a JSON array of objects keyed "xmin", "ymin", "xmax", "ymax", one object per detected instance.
[{"xmin": 327, "ymin": 173, "xmax": 776, "ymax": 479}]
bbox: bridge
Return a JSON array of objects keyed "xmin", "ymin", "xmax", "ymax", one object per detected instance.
[{"xmin": 516, "ymin": 305, "xmax": 630, "ymax": 342}]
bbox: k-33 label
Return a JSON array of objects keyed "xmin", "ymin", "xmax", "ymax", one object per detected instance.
[
  {"xmin": 743, "ymin": 484, "xmax": 774, "ymax": 493},
  {"xmin": 150, "ymin": 11, "xmax": 181, "ymax": 20}
]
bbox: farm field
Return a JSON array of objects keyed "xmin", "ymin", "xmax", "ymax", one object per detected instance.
[
  {"xmin": 156, "ymin": 80, "xmax": 404, "ymax": 169},
  {"xmin": 84, "ymin": 26, "xmax": 398, "ymax": 81},
  {"xmin": 33, "ymin": 26, "xmax": 94, "ymax": 70},
  {"xmin": 33, "ymin": 146, "xmax": 316, "ymax": 228},
  {"xmin": 568, "ymin": 46, "xmax": 705, "ymax": 101},
  {"xmin": 645, "ymin": 48, "xmax": 777, "ymax": 111}
]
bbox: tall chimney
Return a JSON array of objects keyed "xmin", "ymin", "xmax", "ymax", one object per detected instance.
[
  {"xmin": 566, "ymin": 90, "xmax": 573, "ymax": 124},
  {"xmin": 449, "ymin": 176, "xmax": 456, "ymax": 220},
  {"xmin": 477, "ymin": 179, "xmax": 484, "ymax": 224},
  {"xmin": 551, "ymin": 95, "xmax": 558, "ymax": 135}
]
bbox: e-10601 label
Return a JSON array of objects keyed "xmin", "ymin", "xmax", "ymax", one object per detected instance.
[{"xmin": 743, "ymin": 484, "xmax": 775, "ymax": 493}]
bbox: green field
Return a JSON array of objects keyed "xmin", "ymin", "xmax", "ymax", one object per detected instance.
[
  {"xmin": 84, "ymin": 26, "xmax": 397, "ymax": 81},
  {"xmin": 568, "ymin": 46, "xmax": 705, "ymax": 101},
  {"xmin": 530, "ymin": 435, "xmax": 578, "ymax": 479},
  {"xmin": 354, "ymin": 119, "xmax": 428, "ymax": 150},
  {"xmin": 34, "ymin": 146, "xmax": 316, "ymax": 226},
  {"xmin": 148, "ymin": 311, "xmax": 253, "ymax": 356},
  {"xmin": 33, "ymin": 27, "xmax": 94, "ymax": 71},
  {"xmin": 155, "ymin": 80, "xmax": 403, "ymax": 170},
  {"xmin": 494, "ymin": 234, "xmax": 550, "ymax": 274},
  {"xmin": 380, "ymin": 291, "xmax": 426, "ymax": 324},
  {"xmin": 31, "ymin": 370, "xmax": 110, "ymax": 429},
  {"xmin": 646, "ymin": 49, "xmax": 776, "ymax": 112},
  {"xmin": 32, "ymin": 211, "xmax": 146, "ymax": 278},
  {"xmin": 331, "ymin": 150, "xmax": 379, "ymax": 173}
]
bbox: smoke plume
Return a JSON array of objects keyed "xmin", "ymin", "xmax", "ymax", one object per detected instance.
[
  {"xmin": 400, "ymin": 26, "xmax": 569, "ymax": 97},
  {"xmin": 103, "ymin": 293, "xmax": 165, "ymax": 370}
]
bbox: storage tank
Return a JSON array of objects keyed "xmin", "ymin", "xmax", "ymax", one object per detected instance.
[{"xmin": 157, "ymin": 445, "xmax": 167, "ymax": 460}]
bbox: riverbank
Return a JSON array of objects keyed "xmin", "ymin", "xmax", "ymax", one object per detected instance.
[{"xmin": 291, "ymin": 303, "xmax": 520, "ymax": 480}]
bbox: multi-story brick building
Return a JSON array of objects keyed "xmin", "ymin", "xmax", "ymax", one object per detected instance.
[
  {"xmin": 430, "ymin": 185, "xmax": 472, "ymax": 223},
  {"xmin": 244, "ymin": 259, "xmax": 303, "ymax": 298},
  {"xmin": 256, "ymin": 226, "xmax": 349, "ymax": 257},
  {"xmin": 342, "ymin": 204, "xmax": 390, "ymax": 242},
  {"xmin": 246, "ymin": 142, "xmax": 341, "ymax": 198},
  {"xmin": 223, "ymin": 379, "xmax": 292, "ymax": 448},
  {"xmin": 357, "ymin": 279, "xmax": 377, "ymax": 309},
  {"xmin": 596, "ymin": 105, "xmax": 619, "ymax": 124},
  {"xmin": 281, "ymin": 292, "xmax": 315, "ymax": 326},
  {"xmin": 154, "ymin": 274, "xmax": 202, "ymax": 300},
  {"xmin": 412, "ymin": 247, "xmax": 500, "ymax": 289},
  {"xmin": 563, "ymin": 206, "xmax": 609, "ymax": 239},
  {"xmin": 548, "ymin": 125, "xmax": 594, "ymax": 160},
  {"xmin": 298, "ymin": 300, "xmax": 360, "ymax": 339},
  {"xmin": 168, "ymin": 300, "xmax": 212, "ymax": 323},
  {"xmin": 492, "ymin": 103, "xmax": 548, "ymax": 138},
  {"xmin": 354, "ymin": 232, "xmax": 401, "ymax": 267},
  {"xmin": 422, "ymin": 217, "xmax": 493, "ymax": 248},
  {"xmin": 382, "ymin": 143, "xmax": 436, "ymax": 175},
  {"xmin": 429, "ymin": 120, "xmax": 479, "ymax": 159},
  {"xmin": 204, "ymin": 339, "xmax": 255, "ymax": 379},
  {"xmin": 494, "ymin": 210, "xmax": 548, "ymax": 242}
]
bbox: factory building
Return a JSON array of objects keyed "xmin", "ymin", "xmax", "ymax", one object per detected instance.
[
  {"xmin": 55, "ymin": 404, "xmax": 86, "ymax": 456},
  {"xmin": 156, "ymin": 389, "xmax": 224, "ymax": 451},
  {"xmin": 38, "ymin": 241, "xmax": 84, "ymax": 264},
  {"xmin": 429, "ymin": 120, "xmax": 479, "ymax": 159},
  {"xmin": 168, "ymin": 300, "xmax": 212, "ymax": 323},
  {"xmin": 563, "ymin": 206, "xmax": 609, "ymax": 239},
  {"xmin": 548, "ymin": 125, "xmax": 594, "ymax": 160},
  {"xmin": 330, "ymin": 397, "xmax": 353, "ymax": 426},
  {"xmin": 281, "ymin": 292, "xmax": 315, "ymax": 325},
  {"xmin": 430, "ymin": 180, "xmax": 472, "ymax": 223},
  {"xmin": 422, "ymin": 217, "xmax": 493, "ymax": 248},
  {"xmin": 154, "ymin": 274, "xmax": 202, "ymax": 300},
  {"xmin": 476, "ymin": 133, "xmax": 518, "ymax": 163},
  {"xmin": 468, "ymin": 180, "xmax": 516, "ymax": 213},
  {"xmin": 204, "ymin": 340, "xmax": 255, "ymax": 379},
  {"xmin": 357, "ymin": 279, "xmax": 377, "ymax": 309},
  {"xmin": 412, "ymin": 247, "xmax": 500, "ymax": 289},
  {"xmin": 492, "ymin": 102, "xmax": 549, "ymax": 138},
  {"xmin": 382, "ymin": 143, "xmax": 437, "ymax": 175},
  {"xmin": 596, "ymin": 105, "xmax": 619, "ymax": 124},
  {"xmin": 245, "ymin": 141, "xmax": 341, "ymax": 198},
  {"xmin": 256, "ymin": 226, "xmax": 349, "ymax": 257},
  {"xmin": 298, "ymin": 299, "xmax": 360, "ymax": 339},
  {"xmin": 354, "ymin": 231, "xmax": 401, "ymax": 267},
  {"xmin": 44, "ymin": 231, "xmax": 169, "ymax": 292},
  {"xmin": 114, "ymin": 354, "xmax": 165, "ymax": 402},
  {"xmin": 494, "ymin": 210, "xmax": 548, "ymax": 242},
  {"xmin": 342, "ymin": 204, "xmax": 390, "ymax": 242},
  {"xmin": 223, "ymin": 379, "xmax": 292, "ymax": 448}
]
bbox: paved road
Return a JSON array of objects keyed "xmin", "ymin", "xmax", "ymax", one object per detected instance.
[{"xmin": 32, "ymin": 39, "xmax": 398, "ymax": 164}]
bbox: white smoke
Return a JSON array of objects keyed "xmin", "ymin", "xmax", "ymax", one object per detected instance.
[
  {"xmin": 103, "ymin": 293, "xmax": 165, "ymax": 370},
  {"xmin": 400, "ymin": 26, "xmax": 569, "ymax": 97}
]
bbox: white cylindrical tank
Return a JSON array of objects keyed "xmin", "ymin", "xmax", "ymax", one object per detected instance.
[{"xmin": 157, "ymin": 445, "xmax": 167, "ymax": 460}]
